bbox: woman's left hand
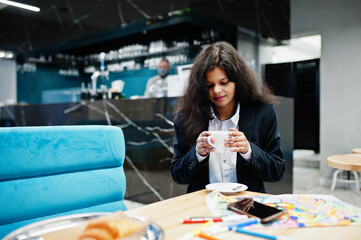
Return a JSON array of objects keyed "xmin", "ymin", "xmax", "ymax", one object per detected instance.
[{"xmin": 225, "ymin": 128, "xmax": 250, "ymax": 154}]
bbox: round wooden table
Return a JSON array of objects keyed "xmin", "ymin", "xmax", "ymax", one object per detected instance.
[
  {"xmin": 327, "ymin": 154, "xmax": 361, "ymax": 193},
  {"xmin": 352, "ymin": 148, "xmax": 361, "ymax": 154}
]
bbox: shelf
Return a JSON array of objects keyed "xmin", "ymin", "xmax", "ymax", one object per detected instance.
[
  {"xmin": 30, "ymin": 10, "xmax": 237, "ymax": 57},
  {"xmin": 25, "ymin": 10, "xmax": 237, "ymax": 73},
  {"xmin": 95, "ymin": 45, "xmax": 199, "ymax": 64}
]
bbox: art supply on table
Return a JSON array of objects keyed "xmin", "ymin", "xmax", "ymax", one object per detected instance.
[
  {"xmin": 181, "ymin": 215, "xmax": 247, "ymax": 224},
  {"xmin": 176, "ymin": 221, "xmax": 213, "ymax": 240},
  {"xmin": 208, "ymin": 191, "xmax": 361, "ymax": 229},
  {"xmin": 230, "ymin": 218, "xmax": 260, "ymax": 229},
  {"xmin": 198, "ymin": 232, "xmax": 222, "ymax": 240},
  {"xmin": 178, "ymin": 216, "xmax": 263, "ymax": 240},
  {"xmin": 202, "ymin": 218, "xmax": 260, "ymax": 235}
]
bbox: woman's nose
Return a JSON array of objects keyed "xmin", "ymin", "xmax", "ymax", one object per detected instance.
[{"xmin": 213, "ymin": 84, "xmax": 222, "ymax": 94}]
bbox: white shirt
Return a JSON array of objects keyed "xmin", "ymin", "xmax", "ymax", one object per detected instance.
[{"xmin": 196, "ymin": 103, "xmax": 252, "ymax": 183}]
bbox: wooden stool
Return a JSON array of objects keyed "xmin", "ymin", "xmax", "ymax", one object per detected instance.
[
  {"xmin": 352, "ymin": 148, "xmax": 361, "ymax": 154},
  {"xmin": 327, "ymin": 154, "xmax": 361, "ymax": 194}
]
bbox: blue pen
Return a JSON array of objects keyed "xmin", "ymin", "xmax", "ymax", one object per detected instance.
[
  {"xmin": 228, "ymin": 218, "xmax": 260, "ymax": 230},
  {"xmin": 203, "ymin": 218, "xmax": 259, "ymax": 235},
  {"xmin": 234, "ymin": 227, "xmax": 289, "ymax": 240}
]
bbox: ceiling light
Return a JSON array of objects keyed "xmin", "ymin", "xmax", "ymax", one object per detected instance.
[
  {"xmin": 0, "ymin": 0, "xmax": 40, "ymax": 12},
  {"xmin": 0, "ymin": 50, "xmax": 15, "ymax": 59}
]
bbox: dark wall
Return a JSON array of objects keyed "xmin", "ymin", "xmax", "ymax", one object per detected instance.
[
  {"xmin": 265, "ymin": 97, "xmax": 294, "ymax": 194},
  {"xmin": 265, "ymin": 59, "xmax": 320, "ymax": 153}
]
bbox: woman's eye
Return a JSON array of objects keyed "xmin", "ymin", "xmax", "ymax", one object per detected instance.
[
  {"xmin": 221, "ymin": 81, "xmax": 229, "ymax": 85},
  {"xmin": 206, "ymin": 85, "xmax": 213, "ymax": 88}
]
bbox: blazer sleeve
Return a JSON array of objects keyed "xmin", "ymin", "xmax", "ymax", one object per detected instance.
[
  {"xmin": 240, "ymin": 104, "xmax": 285, "ymax": 182},
  {"xmin": 170, "ymin": 115, "xmax": 208, "ymax": 185}
]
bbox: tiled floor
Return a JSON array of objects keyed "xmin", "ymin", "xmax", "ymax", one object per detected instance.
[
  {"xmin": 293, "ymin": 150, "xmax": 361, "ymax": 208},
  {"xmin": 124, "ymin": 150, "xmax": 361, "ymax": 210},
  {"xmin": 293, "ymin": 165, "xmax": 361, "ymax": 208}
]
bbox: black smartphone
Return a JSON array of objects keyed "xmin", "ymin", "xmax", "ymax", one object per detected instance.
[{"xmin": 227, "ymin": 198, "xmax": 284, "ymax": 223}]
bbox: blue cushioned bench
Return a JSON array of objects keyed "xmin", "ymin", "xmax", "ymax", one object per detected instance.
[{"xmin": 0, "ymin": 125, "xmax": 127, "ymax": 238}]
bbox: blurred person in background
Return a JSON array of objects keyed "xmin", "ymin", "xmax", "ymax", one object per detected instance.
[{"xmin": 144, "ymin": 58, "xmax": 171, "ymax": 98}]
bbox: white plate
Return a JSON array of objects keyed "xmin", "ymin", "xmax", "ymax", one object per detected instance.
[
  {"xmin": 205, "ymin": 183, "xmax": 248, "ymax": 194},
  {"xmin": 3, "ymin": 212, "xmax": 163, "ymax": 240}
]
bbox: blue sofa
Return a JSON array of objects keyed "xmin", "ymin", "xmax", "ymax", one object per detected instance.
[{"xmin": 0, "ymin": 125, "xmax": 127, "ymax": 238}]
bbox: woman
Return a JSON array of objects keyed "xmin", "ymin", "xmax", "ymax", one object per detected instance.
[{"xmin": 170, "ymin": 41, "xmax": 285, "ymax": 193}]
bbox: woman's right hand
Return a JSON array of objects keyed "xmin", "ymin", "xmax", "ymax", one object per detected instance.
[{"xmin": 196, "ymin": 131, "xmax": 214, "ymax": 156}]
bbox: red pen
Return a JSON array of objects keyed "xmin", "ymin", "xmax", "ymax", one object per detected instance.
[
  {"xmin": 182, "ymin": 218, "xmax": 223, "ymax": 224},
  {"xmin": 181, "ymin": 215, "xmax": 247, "ymax": 224}
]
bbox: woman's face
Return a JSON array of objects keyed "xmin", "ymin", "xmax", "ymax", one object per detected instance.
[{"xmin": 206, "ymin": 66, "xmax": 236, "ymax": 114}]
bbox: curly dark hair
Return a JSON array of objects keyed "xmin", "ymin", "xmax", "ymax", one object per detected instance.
[{"xmin": 174, "ymin": 41, "xmax": 277, "ymax": 146}]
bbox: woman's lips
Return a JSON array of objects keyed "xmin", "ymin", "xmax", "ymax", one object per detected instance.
[{"xmin": 214, "ymin": 96, "xmax": 225, "ymax": 102}]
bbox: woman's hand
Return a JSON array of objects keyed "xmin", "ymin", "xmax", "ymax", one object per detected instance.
[
  {"xmin": 196, "ymin": 131, "xmax": 215, "ymax": 156},
  {"xmin": 225, "ymin": 128, "xmax": 250, "ymax": 154}
]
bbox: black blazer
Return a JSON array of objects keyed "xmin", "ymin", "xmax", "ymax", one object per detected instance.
[{"xmin": 170, "ymin": 102, "xmax": 285, "ymax": 193}]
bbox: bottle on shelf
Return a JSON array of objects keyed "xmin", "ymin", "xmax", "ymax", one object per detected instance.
[
  {"xmin": 100, "ymin": 85, "xmax": 108, "ymax": 100},
  {"xmin": 80, "ymin": 82, "xmax": 86, "ymax": 100},
  {"xmin": 87, "ymin": 83, "xmax": 92, "ymax": 100}
]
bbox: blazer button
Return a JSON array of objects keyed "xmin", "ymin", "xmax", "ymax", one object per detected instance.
[{"xmin": 188, "ymin": 163, "xmax": 193, "ymax": 170}]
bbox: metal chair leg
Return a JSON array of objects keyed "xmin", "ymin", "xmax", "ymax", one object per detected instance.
[
  {"xmin": 351, "ymin": 171, "xmax": 360, "ymax": 194},
  {"xmin": 331, "ymin": 169, "xmax": 342, "ymax": 191}
]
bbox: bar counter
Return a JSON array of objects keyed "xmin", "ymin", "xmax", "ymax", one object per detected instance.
[{"xmin": 0, "ymin": 97, "xmax": 294, "ymax": 204}]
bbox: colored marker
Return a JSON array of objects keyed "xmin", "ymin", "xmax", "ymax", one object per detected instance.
[
  {"xmin": 181, "ymin": 215, "xmax": 247, "ymax": 224},
  {"xmin": 229, "ymin": 218, "xmax": 260, "ymax": 230},
  {"xmin": 198, "ymin": 232, "xmax": 222, "ymax": 240},
  {"xmin": 176, "ymin": 221, "xmax": 213, "ymax": 240},
  {"xmin": 203, "ymin": 218, "xmax": 260, "ymax": 235}
]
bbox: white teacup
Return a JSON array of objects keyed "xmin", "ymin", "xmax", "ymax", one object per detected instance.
[{"xmin": 207, "ymin": 131, "xmax": 230, "ymax": 153}]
